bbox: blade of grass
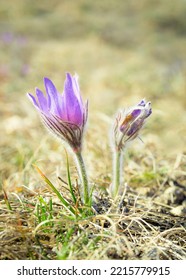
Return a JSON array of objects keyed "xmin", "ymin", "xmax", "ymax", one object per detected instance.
[
  {"xmin": 49, "ymin": 198, "xmax": 53, "ymax": 220},
  {"xmin": 36, "ymin": 203, "xmax": 42, "ymax": 223},
  {"xmin": 3, "ymin": 189, "xmax": 12, "ymax": 211},
  {"xmin": 58, "ymin": 227, "xmax": 75, "ymax": 260},
  {"xmin": 33, "ymin": 164, "xmax": 76, "ymax": 216},
  {"xmin": 64, "ymin": 149, "xmax": 77, "ymax": 204}
]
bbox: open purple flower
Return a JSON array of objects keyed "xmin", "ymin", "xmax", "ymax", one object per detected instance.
[
  {"xmin": 28, "ymin": 73, "xmax": 88, "ymax": 152},
  {"xmin": 113, "ymin": 99, "xmax": 152, "ymax": 151}
]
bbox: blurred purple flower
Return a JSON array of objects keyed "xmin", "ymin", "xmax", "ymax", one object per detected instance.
[
  {"xmin": 28, "ymin": 73, "xmax": 88, "ymax": 151},
  {"xmin": 113, "ymin": 99, "xmax": 152, "ymax": 151},
  {"xmin": 1, "ymin": 32, "xmax": 14, "ymax": 44},
  {"xmin": 1, "ymin": 32, "xmax": 27, "ymax": 46}
]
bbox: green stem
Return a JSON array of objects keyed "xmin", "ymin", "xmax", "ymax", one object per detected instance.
[
  {"xmin": 111, "ymin": 149, "xmax": 123, "ymax": 198},
  {"xmin": 74, "ymin": 151, "xmax": 90, "ymax": 206}
]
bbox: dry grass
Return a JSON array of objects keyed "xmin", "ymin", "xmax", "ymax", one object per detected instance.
[{"xmin": 0, "ymin": 0, "xmax": 186, "ymax": 260}]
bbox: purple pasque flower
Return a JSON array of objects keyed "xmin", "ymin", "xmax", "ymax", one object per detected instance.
[
  {"xmin": 113, "ymin": 99, "xmax": 152, "ymax": 151},
  {"xmin": 28, "ymin": 73, "xmax": 88, "ymax": 151}
]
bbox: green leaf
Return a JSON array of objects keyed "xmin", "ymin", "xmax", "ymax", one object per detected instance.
[
  {"xmin": 33, "ymin": 164, "xmax": 76, "ymax": 216},
  {"xmin": 64, "ymin": 149, "xmax": 77, "ymax": 204}
]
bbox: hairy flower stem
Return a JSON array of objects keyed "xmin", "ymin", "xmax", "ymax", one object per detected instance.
[
  {"xmin": 111, "ymin": 148, "xmax": 124, "ymax": 199},
  {"xmin": 74, "ymin": 151, "xmax": 90, "ymax": 206}
]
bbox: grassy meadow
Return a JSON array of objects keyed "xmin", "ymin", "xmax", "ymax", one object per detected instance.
[{"xmin": 0, "ymin": 0, "xmax": 186, "ymax": 260}]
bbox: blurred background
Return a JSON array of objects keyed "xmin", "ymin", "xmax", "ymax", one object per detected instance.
[{"xmin": 0, "ymin": 0, "xmax": 186, "ymax": 186}]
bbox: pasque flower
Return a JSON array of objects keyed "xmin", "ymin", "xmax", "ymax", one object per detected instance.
[
  {"xmin": 110, "ymin": 99, "xmax": 152, "ymax": 198},
  {"xmin": 28, "ymin": 73, "xmax": 88, "ymax": 152},
  {"xmin": 28, "ymin": 73, "xmax": 90, "ymax": 206},
  {"xmin": 113, "ymin": 99, "xmax": 152, "ymax": 151}
]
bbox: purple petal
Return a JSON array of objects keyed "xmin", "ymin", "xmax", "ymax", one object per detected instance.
[
  {"xmin": 73, "ymin": 103, "xmax": 84, "ymax": 126},
  {"xmin": 131, "ymin": 109, "xmax": 141, "ymax": 118},
  {"xmin": 63, "ymin": 73, "xmax": 83, "ymax": 125},
  {"xmin": 66, "ymin": 73, "xmax": 83, "ymax": 105},
  {"xmin": 35, "ymin": 88, "xmax": 48, "ymax": 112},
  {"xmin": 27, "ymin": 93, "xmax": 39, "ymax": 109},
  {"xmin": 127, "ymin": 124, "xmax": 138, "ymax": 136},
  {"xmin": 65, "ymin": 73, "xmax": 76, "ymax": 96},
  {"xmin": 44, "ymin": 77, "xmax": 62, "ymax": 116},
  {"xmin": 138, "ymin": 99, "xmax": 146, "ymax": 107},
  {"xmin": 127, "ymin": 119, "xmax": 143, "ymax": 136},
  {"xmin": 73, "ymin": 74, "xmax": 83, "ymax": 104},
  {"xmin": 73, "ymin": 74, "xmax": 80, "ymax": 92}
]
